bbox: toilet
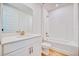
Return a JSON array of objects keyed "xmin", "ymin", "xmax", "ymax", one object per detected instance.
[{"xmin": 41, "ymin": 42, "xmax": 51, "ymax": 55}]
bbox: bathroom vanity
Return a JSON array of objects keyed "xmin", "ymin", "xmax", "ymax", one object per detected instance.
[
  {"xmin": 1, "ymin": 34, "xmax": 41, "ymax": 56},
  {"xmin": 0, "ymin": 3, "xmax": 42, "ymax": 56}
]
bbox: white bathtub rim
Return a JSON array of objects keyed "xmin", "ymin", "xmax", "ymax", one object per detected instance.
[{"xmin": 46, "ymin": 37, "xmax": 78, "ymax": 47}]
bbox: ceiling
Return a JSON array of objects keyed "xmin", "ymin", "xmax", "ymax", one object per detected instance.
[{"xmin": 43, "ymin": 3, "xmax": 73, "ymax": 12}]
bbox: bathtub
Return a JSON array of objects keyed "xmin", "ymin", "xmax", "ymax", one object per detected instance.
[{"xmin": 45, "ymin": 37, "xmax": 79, "ymax": 56}]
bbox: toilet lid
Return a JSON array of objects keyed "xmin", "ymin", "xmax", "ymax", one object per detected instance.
[{"xmin": 42, "ymin": 42, "xmax": 51, "ymax": 48}]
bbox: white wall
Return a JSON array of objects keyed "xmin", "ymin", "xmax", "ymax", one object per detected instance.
[
  {"xmin": 73, "ymin": 4, "xmax": 78, "ymax": 47},
  {"xmin": 0, "ymin": 4, "xmax": 1, "ymax": 40},
  {"xmin": 48, "ymin": 4, "xmax": 75, "ymax": 42},
  {"xmin": 78, "ymin": 4, "xmax": 79, "ymax": 55},
  {"xmin": 0, "ymin": 4, "xmax": 2, "ymax": 55},
  {"xmin": 42, "ymin": 7, "xmax": 48, "ymax": 40},
  {"xmin": 45, "ymin": 4, "xmax": 78, "ymax": 55},
  {"xmin": 24, "ymin": 3, "xmax": 42, "ymax": 34}
]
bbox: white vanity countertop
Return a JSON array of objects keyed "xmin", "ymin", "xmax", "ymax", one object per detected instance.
[{"xmin": 1, "ymin": 34, "xmax": 41, "ymax": 45}]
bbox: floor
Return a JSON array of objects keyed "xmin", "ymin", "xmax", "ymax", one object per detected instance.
[{"xmin": 41, "ymin": 48, "xmax": 68, "ymax": 56}]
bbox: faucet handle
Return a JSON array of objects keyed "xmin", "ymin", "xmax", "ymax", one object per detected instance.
[{"xmin": 46, "ymin": 32, "xmax": 49, "ymax": 37}]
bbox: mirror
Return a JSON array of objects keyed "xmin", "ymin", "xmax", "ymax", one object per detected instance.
[{"xmin": 2, "ymin": 3, "xmax": 33, "ymax": 33}]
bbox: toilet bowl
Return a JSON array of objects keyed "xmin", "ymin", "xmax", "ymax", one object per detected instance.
[{"xmin": 41, "ymin": 42, "xmax": 52, "ymax": 55}]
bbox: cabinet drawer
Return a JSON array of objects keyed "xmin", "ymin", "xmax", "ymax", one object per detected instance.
[{"xmin": 3, "ymin": 37, "xmax": 41, "ymax": 55}]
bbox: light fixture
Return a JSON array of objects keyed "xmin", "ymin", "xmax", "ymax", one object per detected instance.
[{"xmin": 56, "ymin": 4, "xmax": 59, "ymax": 7}]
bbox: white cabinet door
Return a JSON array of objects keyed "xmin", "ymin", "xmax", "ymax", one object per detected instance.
[
  {"xmin": 3, "ymin": 40, "xmax": 29, "ymax": 55},
  {"xmin": 6, "ymin": 47, "xmax": 29, "ymax": 56},
  {"xmin": 3, "ymin": 37, "xmax": 41, "ymax": 55},
  {"xmin": 0, "ymin": 44, "xmax": 2, "ymax": 56},
  {"xmin": 32, "ymin": 42, "xmax": 41, "ymax": 56},
  {"xmin": 27, "ymin": 40, "xmax": 41, "ymax": 56},
  {"xmin": 5, "ymin": 42, "xmax": 41, "ymax": 56},
  {"xmin": 5, "ymin": 37, "xmax": 41, "ymax": 56}
]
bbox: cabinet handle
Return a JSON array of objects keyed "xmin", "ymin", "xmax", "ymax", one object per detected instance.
[
  {"xmin": 32, "ymin": 47, "xmax": 33, "ymax": 53},
  {"xmin": 29, "ymin": 47, "xmax": 33, "ymax": 54}
]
